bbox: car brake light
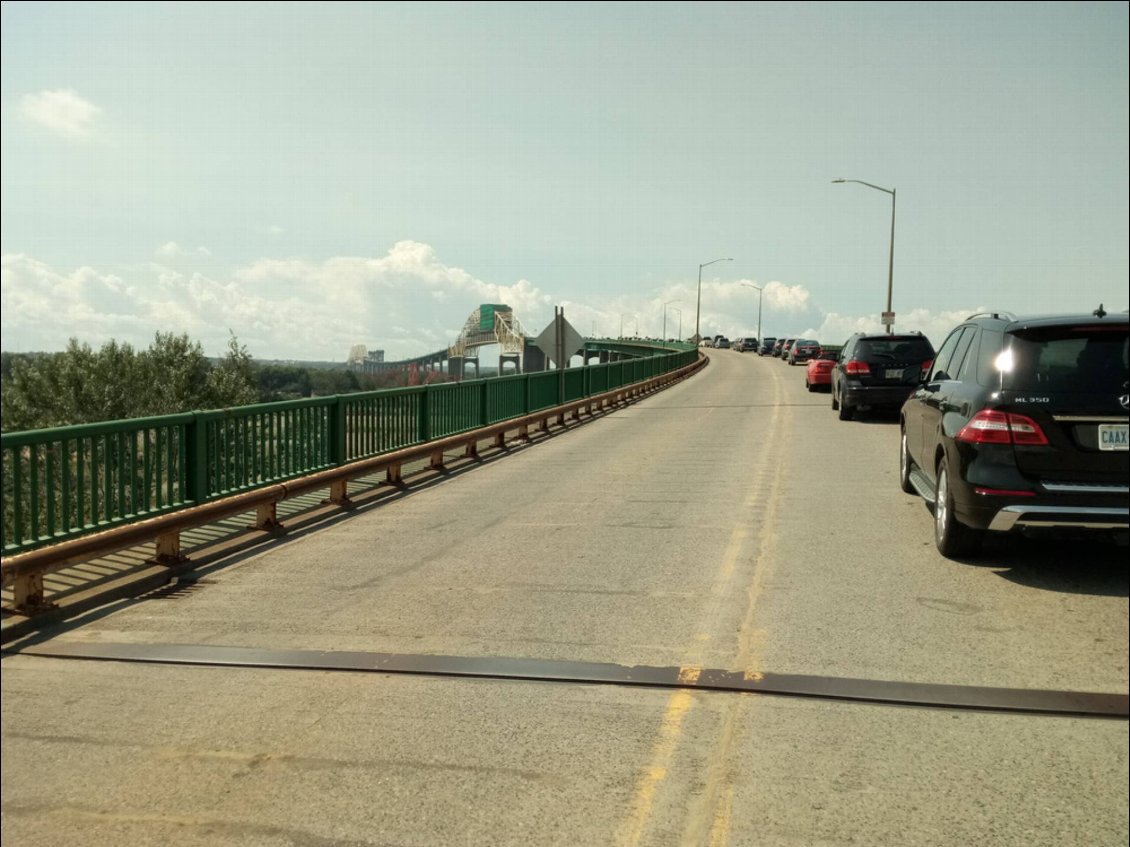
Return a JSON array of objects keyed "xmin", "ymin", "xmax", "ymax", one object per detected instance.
[
  {"xmin": 920, "ymin": 359, "xmax": 933, "ymax": 374},
  {"xmin": 844, "ymin": 360, "xmax": 870, "ymax": 375},
  {"xmin": 955, "ymin": 410, "xmax": 1050, "ymax": 446}
]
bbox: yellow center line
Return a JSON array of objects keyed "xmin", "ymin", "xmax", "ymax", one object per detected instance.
[
  {"xmin": 693, "ymin": 361, "xmax": 789, "ymax": 847},
  {"xmin": 708, "ymin": 781, "xmax": 736, "ymax": 847},
  {"xmin": 620, "ymin": 360, "xmax": 787, "ymax": 847},
  {"xmin": 618, "ymin": 686, "xmax": 698, "ymax": 847}
]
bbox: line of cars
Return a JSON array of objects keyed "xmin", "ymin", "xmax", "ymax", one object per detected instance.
[{"xmin": 719, "ymin": 311, "xmax": 1130, "ymax": 558}]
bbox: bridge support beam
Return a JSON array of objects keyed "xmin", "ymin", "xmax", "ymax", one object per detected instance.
[
  {"xmin": 448, "ymin": 355, "xmax": 464, "ymax": 381},
  {"xmin": 500, "ymin": 352, "xmax": 524, "ymax": 374}
]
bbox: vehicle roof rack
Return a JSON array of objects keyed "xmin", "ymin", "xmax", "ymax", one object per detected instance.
[{"xmin": 965, "ymin": 311, "xmax": 1017, "ymax": 321}]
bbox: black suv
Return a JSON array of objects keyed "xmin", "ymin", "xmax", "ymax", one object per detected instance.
[
  {"xmin": 831, "ymin": 333, "xmax": 936, "ymax": 420},
  {"xmin": 899, "ymin": 311, "xmax": 1129, "ymax": 556}
]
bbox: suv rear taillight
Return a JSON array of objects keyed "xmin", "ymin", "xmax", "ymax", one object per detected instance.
[
  {"xmin": 844, "ymin": 360, "xmax": 870, "ymax": 376},
  {"xmin": 955, "ymin": 410, "xmax": 1050, "ymax": 446}
]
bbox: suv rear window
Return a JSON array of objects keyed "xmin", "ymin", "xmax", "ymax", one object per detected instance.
[
  {"xmin": 854, "ymin": 337, "xmax": 934, "ymax": 361},
  {"xmin": 1003, "ymin": 326, "xmax": 1129, "ymax": 393}
]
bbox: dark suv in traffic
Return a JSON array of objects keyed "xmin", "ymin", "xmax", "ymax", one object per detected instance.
[
  {"xmin": 831, "ymin": 333, "xmax": 936, "ymax": 420},
  {"xmin": 899, "ymin": 311, "xmax": 1129, "ymax": 556}
]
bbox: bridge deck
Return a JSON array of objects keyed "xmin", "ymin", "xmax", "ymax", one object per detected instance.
[{"xmin": 3, "ymin": 352, "xmax": 1127, "ymax": 846}]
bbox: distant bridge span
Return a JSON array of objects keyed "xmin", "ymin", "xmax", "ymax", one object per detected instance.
[{"xmin": 352, "ymin": 304, "xmax": 649, "ymax": 379}]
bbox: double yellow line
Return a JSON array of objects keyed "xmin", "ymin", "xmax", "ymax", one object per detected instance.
[{"xmin": 618, "ymin": 363, "xmax": 789, "ymax": 846}]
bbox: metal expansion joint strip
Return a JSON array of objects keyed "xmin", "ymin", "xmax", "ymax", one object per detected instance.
[{"xmin": 10, "ymin": 641, "xmax": 1127, "ymax": 720}]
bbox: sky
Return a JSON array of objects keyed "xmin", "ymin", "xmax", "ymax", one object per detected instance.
[{"xmin": 2, "ymin": 2, "xmax": 1127, "ymax": 362}]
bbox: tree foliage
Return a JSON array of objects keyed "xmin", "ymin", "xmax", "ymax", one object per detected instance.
[
  {"xmin": 1, "ymin": 332, "xmax": 458, "ymax": 433},
  {"xmin": 1, "ymin": 332, "xmax": 259, "ymax": 432}
]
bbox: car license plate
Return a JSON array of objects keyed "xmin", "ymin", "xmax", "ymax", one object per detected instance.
[
  {"xmin": 884, "ymin": 368, "xmax": 906, "ymax": 379},
  {"xmin": 1098, "ymin": 424, "xmax": 1128, "ymax": 451}
]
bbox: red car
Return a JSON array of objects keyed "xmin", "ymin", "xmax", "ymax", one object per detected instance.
[{"xmin": 804, "ymin": 346, "xmax": 842, "ymax": 391}]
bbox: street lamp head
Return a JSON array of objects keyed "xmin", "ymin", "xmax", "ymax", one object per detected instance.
[
  {"xmin": 695, "ymin": 256, "xmax": 733, "ymax": 341},
  {"xmin": 832, "ymin": 178, "xmax": 845, "ymax": 183}
]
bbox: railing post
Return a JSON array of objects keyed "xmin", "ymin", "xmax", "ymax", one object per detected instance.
[
  {"xmin": 184, "ymin": 412, "xmax": 209, "ymax": 505},
  {"xmin": 479, "ymin": 380, "xmax": 489, "ymax": 428},
  {"xmin": 418, "ymin": 385, "xmax": 431, "ymax": 444},
  {"xmin": 330, "ymin": 394, "xmax": 347, "ymax": 467}
]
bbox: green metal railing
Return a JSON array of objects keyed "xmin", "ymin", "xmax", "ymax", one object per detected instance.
[{"xmin": 2, "ymin": 341, "xmax": 697, "ymax": 556}]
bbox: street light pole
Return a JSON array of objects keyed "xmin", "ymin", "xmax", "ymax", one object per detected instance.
[
  {"xmin": 741, "ymin": 282, "xmax": 763, "ymax": 343},
  {"xmin": 833, "ymin": 178, "xmax": 896, "ymax": 334},
  {"xmin": 694, "ymin": 257, "xmax": 733, "ymax": 343},
  {"xmin": 672, "ymin": 307, "xmax": 682, "ymax": 339},
  {"xmin": 662, "ymin": 299, "xmax": 680, "ymax": 340}
]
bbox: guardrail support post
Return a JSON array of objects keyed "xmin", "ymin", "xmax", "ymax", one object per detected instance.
[
  {"xmin": 386, "ymin": 462, "xmax": 402, "ymax": 484},
  {"xmin": 253, "ymin": 501, "xmax": 283, "ymax": 530},
  {"xmin": 12, "ymin": 572, "xmax": 56, "ymax": 616},
  {"xmin": 329, "ymin": 480, "xmax": 352, "ymax": 507},
  {"xmin": 430, "ymin": 448, "xmax": 445, "ymax": 470},
  {"xmin": 150, "ymin": 530, "xmax": 186, "ymax": 566}
]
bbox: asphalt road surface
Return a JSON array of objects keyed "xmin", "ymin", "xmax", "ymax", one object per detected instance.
[{"xmin": 4, "ymin": 350, "xmax": 1128, "ymax": 846}]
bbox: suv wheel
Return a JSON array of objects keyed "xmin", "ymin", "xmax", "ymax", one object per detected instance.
[
  {"xmin": 934, "ymin": 463, "xmax": 982, "ymax": 557},
  {"xmin": 831, "ymin": 384, "xmax": 840, "ymax": 410},
  {"xmin": 836, "ymin": 389, "xmax": 854, "ymax": 420},
  {"xmin": 899, "ymin": 428, "xmax": 915, "ymax": 493}
]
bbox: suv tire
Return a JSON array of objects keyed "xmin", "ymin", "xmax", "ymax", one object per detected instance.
[
  {"xmin": 837, "ymin": 389, "xmax": 854, "ymax": 420},
  {"xmin": 831, "ymin": 385, "xmax": 840, "ymax": 410},
  {"xmin": 899, "ymin": 428, "xmax": 916, "ymax": 494},
  {"xmin": 934, "ymin": 463, "xmax": 982, "ymax": 557}
]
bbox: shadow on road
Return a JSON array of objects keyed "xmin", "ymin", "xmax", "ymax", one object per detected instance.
[
  {"xmin": 849, "ymin": 408, "xmax": 903, "ymax": 425},
  {"xmin": 971, "ymin": 535, "xmax": 1129, "ymax": 598}
]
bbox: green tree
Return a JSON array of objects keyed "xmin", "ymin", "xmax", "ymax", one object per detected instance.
[
  {"xmin": 255, "ymin": 365, "xmax": 314, "ymax": 401},
  {"xmin": 203, "ymin": 333, "xmax": 258, "ymax": 409},
  {"xmin": 1, "ymin": 332, "xmax": 259, "ymax": 432}
]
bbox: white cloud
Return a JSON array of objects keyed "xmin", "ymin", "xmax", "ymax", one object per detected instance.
[
  {"xmin": 20, "ymin": 89, "xmax": 101, "ymax": 137},
  {"xmin": 155, "ymin": 242, "xmax": 212, "ymax": 258},
  {"xmin": 798, "ymin": 307, "xmax": 981, "ymax": 347},
  {"xmin": 1, "ymin": 242, "xmax": 556, "ymax": 360},
  {"xmin": 0, "ymin": 243, "xmax": 987, "ymax": 361}
]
